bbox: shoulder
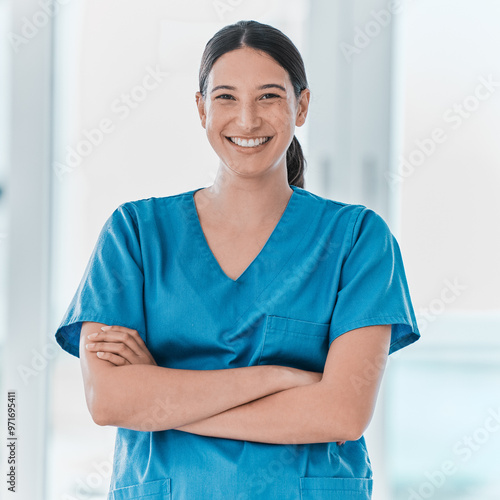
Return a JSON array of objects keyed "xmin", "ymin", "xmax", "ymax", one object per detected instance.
[
  {"xmin": 112, "ymin": 187, "xmax": 199, "ymax": 225},
  {"xmin": 292, "ymin": 186, "xmax": 394, "ymax": 248},
  {"xmin": 119, "ymin": 188, "xmax": 195, "ymax": 212},
  {"xmin": 292, "ymin": 185, "xmax": 376, "ymax": 228},
  {"xmin": 292, "ymin": 184, "xmax": 364, "ymax": 212}
]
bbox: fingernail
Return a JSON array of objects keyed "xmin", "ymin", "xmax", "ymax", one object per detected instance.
[
  {"xmin": 101, "ymin": 326, "xmax": 111, "ymax": 331},
  {"xmin": 86, "ymin": 343, "xmax": 95, "ymax": 348},
  {"xmin": 87, "ymin": 333, "xmax": 98, "ymax": 339},
  {"xmin": 96, "ymin": 352, "xmax": 104, "ymax": 357}
]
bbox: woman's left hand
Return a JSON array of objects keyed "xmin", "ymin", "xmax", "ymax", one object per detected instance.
[{"xmin": 85, "ymin": 325, "xmax": 157, "ymax": 367}]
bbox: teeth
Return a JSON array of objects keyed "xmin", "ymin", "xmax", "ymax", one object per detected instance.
[{"xmin": 229, "ymin": 137, "xmax": 270, "ymax": 148}]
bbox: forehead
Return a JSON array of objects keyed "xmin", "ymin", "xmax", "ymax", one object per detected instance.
[{"xmin": 207, "ymin": 47, "xmax": 292, "ymax": 89}]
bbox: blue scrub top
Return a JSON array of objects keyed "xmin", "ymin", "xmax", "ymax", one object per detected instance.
[{"xmin": 55, "ymin": 184, "xmax": 420, "ymax": 500}]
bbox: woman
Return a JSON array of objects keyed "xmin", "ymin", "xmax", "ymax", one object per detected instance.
[{"xmin": 55, "ymin": 20, "xmax": 420, "ymax": 500}]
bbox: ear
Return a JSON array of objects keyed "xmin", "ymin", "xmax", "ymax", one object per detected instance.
[
  {"xmin": 195, "ymin": 91, "xmax": 207, "ymax": 129},
  {"xmin": 295, "ymin": 88, "xmax": 310, "ymax": 127}
]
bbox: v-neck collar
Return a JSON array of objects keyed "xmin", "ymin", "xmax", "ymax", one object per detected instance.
[{"xmin": 187, "ymin": 185, "xmax": 298, "ymax": 284}]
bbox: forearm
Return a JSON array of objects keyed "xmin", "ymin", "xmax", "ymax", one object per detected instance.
[
  {"xmin": 174, "ymin": 380, "xmax": 356, "ymax": 444},
  {"xmin": 95, "ymin": 364, "xmax": 297, "ymax": 431}
]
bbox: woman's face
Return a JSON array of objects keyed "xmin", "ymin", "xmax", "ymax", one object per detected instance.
[{"xmin": 196, "ymin": 46, "xmax": 310, "ymax": 180}]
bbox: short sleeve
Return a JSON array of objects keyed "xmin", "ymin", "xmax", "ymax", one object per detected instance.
[
  {"xmin": 329, "ymin": 207, "xmax": 420, "ymax": 355},
  {"xmin": 54, "ymin": 203, "xmax": 146, "ymax": 358}
]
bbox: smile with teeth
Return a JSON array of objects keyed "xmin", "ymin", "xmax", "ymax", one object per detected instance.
[{"xmin": 227, "ymin": 136, "xmax": 272, "ymax": 148}]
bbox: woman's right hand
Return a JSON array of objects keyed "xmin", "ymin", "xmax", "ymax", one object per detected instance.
[{"xmin": 84, "ymin": 325, "xmax": 157, "ymax": 367}]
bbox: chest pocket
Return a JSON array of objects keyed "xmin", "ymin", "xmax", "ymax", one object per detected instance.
[
  {"xmin": 108, "ymin": 478, "xmax": 170, "ymax": 499},
  {"xmin": 257, "ymin": 315, "xmax": 330, "ymax": 372}
]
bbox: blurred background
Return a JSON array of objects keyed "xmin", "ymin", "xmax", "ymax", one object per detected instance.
[{"xmin": 1, "ymin": 0, "xmax": 499, "ymax": 499}]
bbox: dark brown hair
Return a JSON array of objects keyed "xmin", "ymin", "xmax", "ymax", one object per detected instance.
[{"xmin": 198, "ymin": 20, "xmax": 309, "ymax": 188}]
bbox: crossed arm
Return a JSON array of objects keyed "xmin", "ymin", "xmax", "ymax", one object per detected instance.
[{"xmin": 80, "ymin": 321, "xmax": 391, "ymax": 444}]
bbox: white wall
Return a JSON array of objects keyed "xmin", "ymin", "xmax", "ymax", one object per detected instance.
[{"xmin": 399, "ymin": 0, "xmax": 500, "ymax": 313}]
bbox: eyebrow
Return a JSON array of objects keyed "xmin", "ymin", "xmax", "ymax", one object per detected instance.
[{"xmin": 211, "ymin": 83, "xmax": 287, "ymax": 93}]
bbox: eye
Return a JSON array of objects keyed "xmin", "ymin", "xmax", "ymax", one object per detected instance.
[
  {"xmin": 261, "ymin": 93, "xmax": 281, "ymax": 100},
  {"xmin": 215, "ymin": 94, "xmax": 235, "ymax": 100}
]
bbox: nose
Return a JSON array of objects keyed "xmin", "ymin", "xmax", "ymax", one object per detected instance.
[{"xmin": 235, "ymin": 100, "xmax": 262, "ymax": 131}]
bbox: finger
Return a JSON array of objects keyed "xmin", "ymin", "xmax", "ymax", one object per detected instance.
[
  {"xmin": 87, "ymin": 341, "xmax": 138, "ymax": 364},
  {"xmin": 90, "ymin": 329, "xmax": 156, "ymax": 364},
  {"xmin": 94, "ymin": 350, "xmax": 130, "ymax": 366},
  {"xmin": 100, "ymin": 325, "xmax": 149, "ymax": 349},
  {"xmin": 87, "ymin": 337, "xmax": 156, "ymax": 366},
  {"xmin": 89, "ymin": 331, "xmax": 144, "ymax": 357}
]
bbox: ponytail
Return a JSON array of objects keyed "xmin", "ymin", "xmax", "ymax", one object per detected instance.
[{"xmin": 286, "ymin": 135, "xmax": 306, "ymax": 188}]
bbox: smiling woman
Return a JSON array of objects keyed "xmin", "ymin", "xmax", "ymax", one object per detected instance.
[{"xmin": 54, "ymin": 19, "xmax": 420, "ymax": 500}]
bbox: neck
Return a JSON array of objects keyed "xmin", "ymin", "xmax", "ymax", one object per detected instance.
[{"xmin": 199, "ymin": 169, "xmax": 294, "ymax": 228}]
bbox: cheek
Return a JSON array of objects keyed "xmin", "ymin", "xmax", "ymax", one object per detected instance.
[
  {"xmin": 205, "ymin": 107, "xmax": 227, "ymax": 133},
  {"xmin": 204, "ymin": 115, "xmax": 220, "ymax": 137},
  {"xmin": 270, "ymin": 101, "xmax": 296, "ymax": 129},
  {"xmin": 272, "ymin": 109, "xmax": 296, "ymax": 135}
]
